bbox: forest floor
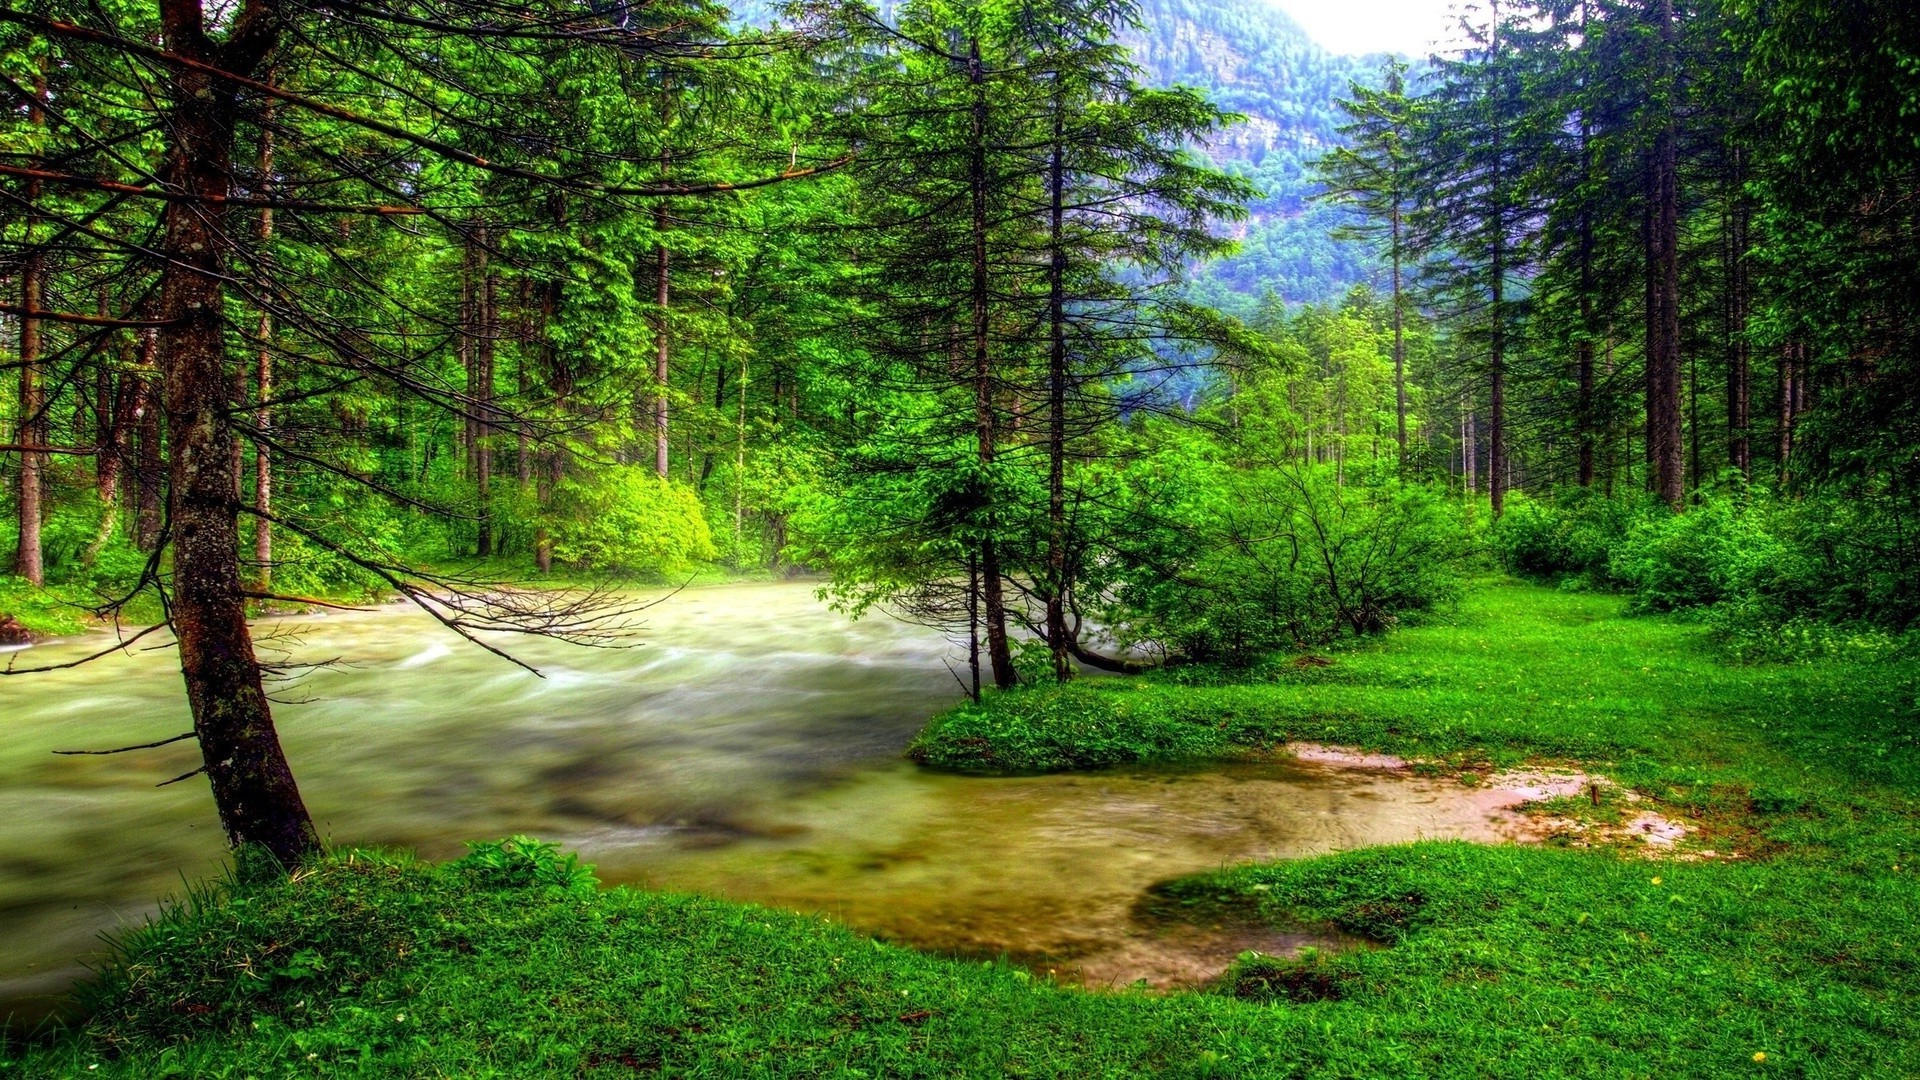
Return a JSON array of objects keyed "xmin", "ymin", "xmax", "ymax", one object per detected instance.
[{"xmin": 6, "ymin": 582, "xmax": 1919, "ymax": 1077}]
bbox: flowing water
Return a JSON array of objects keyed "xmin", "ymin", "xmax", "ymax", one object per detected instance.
[{"xmin": 1, "ymin": 580, "xmax": 1526, "ymax": 1021}]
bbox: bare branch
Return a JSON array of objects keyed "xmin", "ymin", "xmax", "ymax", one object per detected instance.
[{"xmin": 55, "ymin": 732, "xmax": 197, "ymax": 756}]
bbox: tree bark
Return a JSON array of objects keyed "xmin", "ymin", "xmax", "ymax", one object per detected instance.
[
  {"xmin": 468, "ymin": 227, "xmax": 495, "ymax": 557},
  {"xmin": 254, "ymin": 106, "xmax": 275, "ymax": 585},
  {"xmin": 1043, "ymin": 85, "xmax": 1072, "ymax": 684},
  {"xmin": 85, "ymin": 340, "xmax": 138, "ymax": 564},
  {"xmin": 1486, "ymin": 4, "xmax": 1508, "ymax": 518},
  {"xmin": 734, "ymin": 347, "xmax": 747, "ymax": 558},
  {"xmin": 1489, "ymin": 220, "xmax": 1507, "ymax": 518},
  {"xmin": 968, "ymin": 39, "xmax": 1016, "ymax": 690},
  {"xmin": 1464, "ymin": 406, "xmax": 1476, "ymax": 496},
  {"xmin": 653, "ymin": 217, "xmax": 671, "ymax": 480},
  {"xmin": 15, "ymin": 251, "xmax": 45, "ymax": 587},
  {"xmin": 1574, "ymin": 0, "xmax": 1597, "ymax": 488},
  {"xmin": 13, "ymin": 70, "xmax": 47, "ymax": 587},
  {"xmin": 134, "ymin": 328, "xmax": 164, "ymax": 552},
  {"xmin": 1645, "ymin": 0, "xmax": 1685, "ymax": 509},
  {"xmin": 1777, "ymin": 341, "xmax": 1796, "ymax": 482},
  {"xmin": 156, "ymin": 0, "xmax": 318, "ymax": 870},
  {"xmin": 1726, "ymin": 151, "xmax": 1751, "ymax": 477},
  {"xmin": 1391, "ymin": 204, "xmax": 1408, "ymax": 466}
]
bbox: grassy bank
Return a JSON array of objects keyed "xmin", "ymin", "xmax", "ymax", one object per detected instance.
[
  {"xmin": 912, "ymin": 583, "xmax": 1920, "ymax": 801},
  {"xmin": 7, "ymin": 582, "xmax": 1920, "ymax": 1077}
]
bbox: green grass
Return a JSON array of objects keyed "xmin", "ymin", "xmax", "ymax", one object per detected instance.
[
  {"xmin": 7, "ymin": 581, "xmax": 1920, "ymax": 1077},
  {"xmin": 0, "ymin": 578, "xmax": 115, "ymax": 639},
  {"xmin": 915, "ymin": 583, "xmax": 1920, "ymax": 801}
]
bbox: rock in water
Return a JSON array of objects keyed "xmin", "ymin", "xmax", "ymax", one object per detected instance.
[{"xmin": 0, "ymin": 615, "xmax": 32, "ymax": 646}]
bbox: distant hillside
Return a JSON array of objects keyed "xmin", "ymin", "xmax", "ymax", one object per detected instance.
[
  {"xmin": 1121, "ymin": 0, "xmax": 1359, "ymax": 160},
  {"xmin": 1118, "ymin": 0, "xmax": 1387, "ymax": 314},
  {"xmin": 733, "ymin": 0, "xmax": 1387, "ymax": 311}
]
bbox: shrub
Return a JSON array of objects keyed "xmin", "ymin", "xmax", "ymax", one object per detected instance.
[
  {"xmin": 1107, "ymin": 463, "xmax": 1469, "ymax": 665},
  {"xmin": 1490, "ymin": 489, "xmax": 1652, "ymax": 584},
  {"xmin": 1609, "ymin": 494, "xmax": 1797, "ymax": 613},
  {"xmin": 548, "ymin": 466, "xmax": 715, "ymax": 575},
  {"xmin": 907, "ymin": 681, "xmax": 1231, "ymax": 773}
]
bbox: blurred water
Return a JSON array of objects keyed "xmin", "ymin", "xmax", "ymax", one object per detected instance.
[{"xmin": 1, "ymin": 580, "xmax": 1510, "ymax": 1020}]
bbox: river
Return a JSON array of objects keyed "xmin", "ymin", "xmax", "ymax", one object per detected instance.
[{"xmin": 2, "ymin": 579, "xmax": 1524, "ymax": 1021}]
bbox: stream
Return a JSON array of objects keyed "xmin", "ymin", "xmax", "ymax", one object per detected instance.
[{"xmin": 2, "ymin": 580, "xmax": 1528, "ymax": 1022}]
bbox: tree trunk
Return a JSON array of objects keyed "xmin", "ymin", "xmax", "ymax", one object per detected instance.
[
  {"xmin": 969, "ymin": 39, "xmax": 1016, "ymax": 690},
  {"xmin": 471, "ymin": 228, "xmax": 495, "ymax": 557},
  {"xmin": 253, "ymin": 109, "xmax": 275, "ymax": 586},
  {"xmin": 1464, "ymin": 407, "xmax": 1477, "ymax": 496},
  {"xmin": 734, "ymin": 348, "xmax": 747, "ymax": 560},
  {"xmin": 1489, "ymin": 231, "xmax": 1507, "ymax": 518},
  {"xmin": 1777, "ymin": 341, "xmax": 1796, "ymax": 482},
  {"xmin": 1043, "ymin": 87, "xmax": 1072, "ymax": 684},
  {"xmin": 85, "ymin": 350, "xmax": 138, "ymax": 565},
  {"xmin": 654, "ymin": 214, "xmax": 671, "ymax": 480},
  {"xmin": 1391, "ymin": 205, "xmax": 1408, "ymax": 465},
  {"xmin": 1486, "ymin": 10, "xmax": 1508, "ymax": 519},
  {"xmin": 1645, "ymin": 0, "xmax": 1685, "ymax": 510},
  {"xmin": 156, "ymin": 1, "xmax": 318, "ymax": 869},
  {"xmin": 1575, "ymin": 2, "xmax": 1597, "ymax": 488},
  {"xmin": 134, "ymin": 328, "xmax": 164, "ymax": 552},
  {"xmin": 536, "ymin": 450, "xmax": 557, "ymax": 574},
  {"xmin": 1726, "ymin": 152, "xmax": 1751, "ymax": 477},
  {"xmin": 12, "ymin": 70, "xmax": 47, "ymax": 587},
  {"xmin": 15, "ymin": 247, "xmax": 45, "ymax": 587},
  {"xmin": 966, "ymin": 554, "xmax": 981, "ymax": 702}
]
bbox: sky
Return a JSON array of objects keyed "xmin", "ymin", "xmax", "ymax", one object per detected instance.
[{"xmin": 1270, "ymin": 0, "xmax": 1463, "ymax": 57}]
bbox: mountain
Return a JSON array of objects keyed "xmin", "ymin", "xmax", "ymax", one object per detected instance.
[
  {"xmin": 1119, "ymin": 0, "xmax": 1388, "ymax": 315},
  {"xmin": 731, "ymin": 0, "xmax": 1387, "ymax": 312},
  {"xmin": 1121, "ymin": 0, "xmax": 1363, "ymax": 160}
]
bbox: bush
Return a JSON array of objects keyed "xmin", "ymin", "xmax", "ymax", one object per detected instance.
[
  {"xmin": 1490, "ymin": 489, "xmax": 1651, "ymax": 584},
  {"xmin": 1609, "ymin": 494, "xmax": 1797, "ymax": 613},
  {"xmin": 1501, "ymin": 482, "xmax": 1920, "ymax": 649},
  {"xmin": 548, "ymin": 466, "xmax": 715, "ymax": 575},
  {"xmin": 1107, "ymin": 462, "xmax": 1468, "ymax": 665},
  {"xmin": 454, "ymin": 836, "xmax": 599, "ymax": 894}
]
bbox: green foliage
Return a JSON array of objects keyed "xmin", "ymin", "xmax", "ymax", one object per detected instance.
[
  {"xmin": 454, "ymin": 836, "xmax": 599, "ymax": 895},
  {"xmin": 1489, "ymin": 490, "xmax": 1651, "ymax": 584},
  {"xmin": 1492, "ymin": 486, "xmax": 1920, "ymax": 656},
  {"xmin": 547, "ymin": 467, "xmax": 715, "ymax": 577},
  {"xmin": 1109, "ymin": 457, "xmax": 1468, "ymax": 665},
  {"xmin": 913, "ymin": 580, "xmax": 1920, "ymax": 781},
  {"xmin": 908, "ymin": 681, "xmax": 1245, "ymax": 773},
  {"xmin": 1610, "ymin": 495, "xmax": 1795, "ymax": 614}
]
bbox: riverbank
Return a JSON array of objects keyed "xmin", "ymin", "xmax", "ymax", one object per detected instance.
[
  {"xmin": 0, "ymin": 561, "xmax": 797, "ymax": 644},
  {"xmin": 8, "ymin": 582, "xmax": 1920, "ymax": 1077}
]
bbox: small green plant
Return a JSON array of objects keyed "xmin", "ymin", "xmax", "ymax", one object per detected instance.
[
  {"xmin": 453, "ymin": 836, "xmax": 599, "ymax": 894},
  {"xmin": 1216, "ymin": 948, "xmax": 1349, "ymax": 1003}
]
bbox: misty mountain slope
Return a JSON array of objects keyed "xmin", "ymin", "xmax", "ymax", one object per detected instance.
[
  {"xmin": 733, "ymin": 0, "xmax": 1386, "ymax": 309},
  {"xmin": 1118, "ymin": 0, "xmax": 1387, "ymax": 312}
]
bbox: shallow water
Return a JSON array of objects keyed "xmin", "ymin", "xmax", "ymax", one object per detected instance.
[{"xmin": 1, "ymin": 580, "xmax": 1519, "ymax": 1019}]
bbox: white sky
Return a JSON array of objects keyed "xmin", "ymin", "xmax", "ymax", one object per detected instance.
[{"xmin": 1269, "ymin": 0, "xmax": 1465, "ymax": 57}]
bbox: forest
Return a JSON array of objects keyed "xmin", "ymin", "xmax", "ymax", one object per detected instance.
[{"xmin": 2, "ymin": 0, "xmax": 1918, "ymax": 1076}]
